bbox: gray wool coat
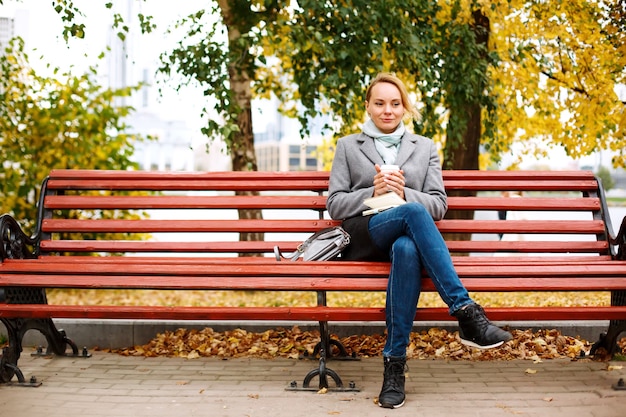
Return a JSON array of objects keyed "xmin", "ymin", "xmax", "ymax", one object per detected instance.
[{"xmin": 326, "ymin": 131, "xmax": 448, "ymax": 260}]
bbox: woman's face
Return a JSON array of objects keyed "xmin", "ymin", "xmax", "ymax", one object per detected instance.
[{"xmin": 365, "ymin": 81, "xmax": 405, "ymax": 134}]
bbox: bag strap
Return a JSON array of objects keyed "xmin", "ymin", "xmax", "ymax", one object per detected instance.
[
  {"xmin": 274, "ymin": 231, "xmax": 318, "ymax": 261},
  {"xmin": 273, "ymin": 245, "xmax": 302, "ymax": 261},
  {"xmin": 274, "ymin": 227, "xmax": 343, "ymax": 262}
]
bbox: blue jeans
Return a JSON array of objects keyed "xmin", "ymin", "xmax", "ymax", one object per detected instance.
[{"xmin": 367, "ymin": 202, "xmax": 474, "ymax": 358}]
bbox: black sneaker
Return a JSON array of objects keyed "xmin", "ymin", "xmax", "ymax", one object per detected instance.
[
  {"xmin": 453, "ymin": 303, "xmax": 513, "ymax": 349},
  {"xmin": 377, "ymin": 357, "xmax": 407, "ymax": 409}
]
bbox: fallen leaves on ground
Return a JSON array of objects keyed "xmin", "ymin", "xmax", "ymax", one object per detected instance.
[
  {"xmin": 45, "ymin": 289, "xmax": 625, "ymax": 361},
  {"xmin": 106, "ymin": 326, "xmax": 626, "ymax": 362}
]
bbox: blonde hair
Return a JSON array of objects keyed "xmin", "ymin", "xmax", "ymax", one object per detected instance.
[{"xmin": 365, "ymin": 72, "xmax": 420, "ymax": 121}]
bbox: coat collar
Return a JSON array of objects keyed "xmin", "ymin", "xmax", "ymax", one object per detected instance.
[{"xmin": 357, "ymin": 132, "xmax": 419, "ymax": 168}]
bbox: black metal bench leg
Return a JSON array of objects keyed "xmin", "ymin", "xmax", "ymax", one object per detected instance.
[
  {"xmin": 591, "ymin": 290, "xmax": 626, "ymax": 356},
  {"xmin": 1, "ymin": 316, "xmax": 90, "ymax": 386},
  {"xmin": 605, "ymin": 318, "xmax": 626, "ymax": 355},
  {"xmin": 286, "ymin": 318, "xmax": 359, "ymax": 392},
  {"xmin": 303, "ymin": 320, "xmax": 358, "ymax": 361},
  {"xmin": 286, "ymin": 346, "xmax": 359, "ymax": 392},
  {"xmin": 1, "ymin": 317, "xmax": 41, "ymax": 386},
  {"xmin": 301, "ymin": 349, "xmax": 344, "ymax": 388},
  {"xmin": 29, "ymin": 318, "xmax": 90, "ymax": 359},
  {"xmin": 301, "ymin": 291, "xmax": 358, "ymax": 361}
]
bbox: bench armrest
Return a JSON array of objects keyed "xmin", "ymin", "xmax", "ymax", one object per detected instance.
[{"xmin": 0, "ymin": 214, "xmax": 39, "ymax": 261}]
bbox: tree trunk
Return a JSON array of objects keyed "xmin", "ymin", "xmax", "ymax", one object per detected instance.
[
  {"xmin": 442, "ymin": 9, "xmax": 490, "ymax": 251},
  {"xmin": 219, "ymin": 1, "xmax": 263, "ymax": 252},
  {"xmin": 227, "ymin": 69, "xmax": 263, "ymax": 246}
]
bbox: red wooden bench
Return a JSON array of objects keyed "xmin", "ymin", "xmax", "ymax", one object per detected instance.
[{"xmin": 1, "ymin": 169, "xmax": 625, "ymax": 390}]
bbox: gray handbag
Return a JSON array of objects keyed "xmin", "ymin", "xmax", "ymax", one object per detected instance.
[{"xmin": 274, "ymin": 226, "xmax": 351, "ymax": 261}]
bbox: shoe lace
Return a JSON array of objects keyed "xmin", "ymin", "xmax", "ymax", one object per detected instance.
[{"xmin": 464, "ymin": 304, "xmax": 491, "ymax": 330}]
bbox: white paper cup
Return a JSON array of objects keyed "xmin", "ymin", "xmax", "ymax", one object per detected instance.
[{"xmin": 380, "ymin": 164, "xmax": 400, "ymax": 173}]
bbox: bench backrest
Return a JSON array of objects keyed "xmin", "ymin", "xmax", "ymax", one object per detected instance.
[{"xmin": 36, "ymin": 169, "xmax": 616, "ymax": 259}]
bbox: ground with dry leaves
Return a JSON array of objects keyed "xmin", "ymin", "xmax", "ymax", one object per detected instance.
[
  {"xmin": 107, "ymin": 326, "xmax": 626, "ymax": 363},
  {"xmin": 39, "ymin": 289, "xmax": 626, "ymax": 362}
]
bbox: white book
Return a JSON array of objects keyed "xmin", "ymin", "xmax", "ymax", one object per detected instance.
[{"xmin": 362, "ymin": 192, "xmax": 406, "ymax": 216}]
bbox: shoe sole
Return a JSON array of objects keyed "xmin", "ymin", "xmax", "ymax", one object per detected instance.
[
  {"xmin": 378, "ymin": 399, "xmax": 405, "ymax": 409},
  {"xmin": 460, "ymin": 339, "xmax": 504, "ymax": 349}
]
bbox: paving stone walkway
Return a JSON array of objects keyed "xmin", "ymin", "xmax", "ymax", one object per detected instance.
[{"xmin": 1, "ymin": 351, "xmax": 625, "ymax": 416}]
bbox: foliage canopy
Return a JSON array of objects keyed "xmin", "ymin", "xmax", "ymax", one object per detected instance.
[
  {"xmin": 8, "ymin": 0, "xmax": 626, "ymax": 171},
  {"xmin": 0, "ymin": 37, "xmax": 147, "ymax": 234}
]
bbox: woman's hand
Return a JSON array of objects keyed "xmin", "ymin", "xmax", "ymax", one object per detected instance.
[{"xmin": 373, "ymin": 164, "xmax": 405, "ymax": 199}]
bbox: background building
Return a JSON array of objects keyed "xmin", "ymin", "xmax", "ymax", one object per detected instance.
[
  {"xmin": 252, "ymin": 97, "xmax": 327, "ymax": 171},
  {"xmin": 0, "ymin": 15, "xmax": 14, "ymax": 46}
]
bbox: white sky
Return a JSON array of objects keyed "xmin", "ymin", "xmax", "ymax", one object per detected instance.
[{"xmin": 1, "ymin": 0, "xmax": 212, "ymax": 129}]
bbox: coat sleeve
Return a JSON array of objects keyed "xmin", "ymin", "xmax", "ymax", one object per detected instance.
[{"xmin": 326, "ymin": 137, "xmax": 374, "ymax": 220}]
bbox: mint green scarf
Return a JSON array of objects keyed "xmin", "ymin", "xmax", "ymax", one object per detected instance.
[{"xmin": 362, "ymin": 119, "xmax": 405, "ymax": 165}]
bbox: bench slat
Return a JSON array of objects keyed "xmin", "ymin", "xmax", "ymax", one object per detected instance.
[
  {"xmin": 38, "ymin": 239, "xmax": 609, "ymax": 254},
  {"xmin": 39, "ymin": 240, "xmax": 301, "ymax": 253},
  {"xmin": 44, "ymin": 195, "xmax": 329, "ymax": 210},
  {"xmin": 43, "ymin": 195, "xmax": 601, "ymax": 212},
  {"xmin": 443, "ymin": 180, "xmax": 599, "ymax": 191},
  {"xmin": 41, "ymin": 219, "xmax": 340, "ymax": 233},
  {"xmin": 439, "ymin": 220, "xmax": 606, "ymax": 234},
  {"xmin": 446, "ymin": 241, "xmax": 608, "ymax": 253},
  {"xmin": 46, "ymin": 179, "xmax": 329, "ymax": 192},
  {"xmin": 440, "ymin": 170, "xmax": 597, "ymax": 181},
  {"xmin": 48, "ymin": 169, "xmax": 330, "ymax": 181},
  {"xmin": 22, "ymin": 255, "xmax": 616, "ymax": 265},
  {"xmin": 446, "ymin": 197, "xmax": 600, "ymax": 211},
  {"xmin": 40, "ymin": 219, "xmax": 605, "ymax": 234},
  {"xmin": 48, "ymin": 169, "xmax": 597, "ymax": 181},
  {"xmin": 1, "ymin": 304, "xmax": 624, "ymax": 322},
  {"xmin": 1, "ymin": 272, "xmax": 625, "ymax": 291}
]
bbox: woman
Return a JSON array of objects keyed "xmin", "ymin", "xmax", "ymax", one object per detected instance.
[{"xmin": 326, "ymin": 72, "xmax": 512, "ymax": 409}]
